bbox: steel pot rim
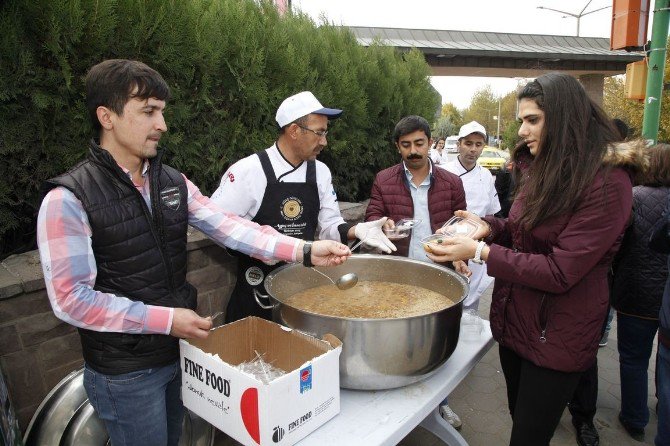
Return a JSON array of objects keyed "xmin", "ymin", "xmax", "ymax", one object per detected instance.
[{"xmin": 263, "ymin": 253, "xmax": 469, "ymax": 321}]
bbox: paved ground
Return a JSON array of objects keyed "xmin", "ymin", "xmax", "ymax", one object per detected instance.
[{"xmin": 215, "ymin": 283, "xmax": 660, "ymax": 446}]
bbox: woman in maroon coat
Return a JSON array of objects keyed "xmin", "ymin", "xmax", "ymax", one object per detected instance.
[{"xmin": 427, "ymin": 73, "xmax": 646, "ymax": 445}]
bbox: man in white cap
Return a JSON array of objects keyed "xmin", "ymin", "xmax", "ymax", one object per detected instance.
[
  {"xmin": 444, "ymin": 121, "xmax": 501, "ymax": 310},
  {"xmin": 212, "ymin": 91, "xmax": 395, "ymax": 322},
  {"xmin": 434, "ymin": 120, "xmax": 500, "ymax": 431}
]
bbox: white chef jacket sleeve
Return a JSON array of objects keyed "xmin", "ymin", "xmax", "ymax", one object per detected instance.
[
  {"xmin": 315, "ymin": 162, "xmax": 347, "ymax": 241},
  {"xmin": 210, "ymin": 155, "xmax": 266, "ymax": 220}
]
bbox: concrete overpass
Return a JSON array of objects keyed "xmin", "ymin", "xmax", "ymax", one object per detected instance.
[{"xmin": 347, "ymin": 27, "xmax": 645, "ymax": 103}]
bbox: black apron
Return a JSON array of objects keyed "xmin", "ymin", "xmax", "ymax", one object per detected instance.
[{"xmin": 225, "ymin": 149, "xmax": 320, "ymax": 322}]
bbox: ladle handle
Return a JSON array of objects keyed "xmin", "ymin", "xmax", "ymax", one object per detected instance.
[
  {"xmin": 310, "ymin": 267, "xmax": 335, "ymax": 284},
  {"xmin": 350, "ymin": 238, "xmax": 367, "ymax": 252}
]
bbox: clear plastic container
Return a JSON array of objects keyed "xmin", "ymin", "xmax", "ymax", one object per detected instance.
[
  {"xmin": 420, "ymin": 234, "xmax": 448, "ymax": 252},
  {"xmin": 383, "ymin": 219, "xmax": 421, "ymax": 240},
  {"xmin": 441, "ymin": 216, "xmax": 481, "ymax": 239}
]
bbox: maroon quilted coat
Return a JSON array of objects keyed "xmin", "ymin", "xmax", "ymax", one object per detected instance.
[
  {"xmin": 365, "ymin": 162, "xmax": 466, "ymax": 257},
  {"xmin": 484, "ymin": 143, "xmax": 646, "ymax": 372}
]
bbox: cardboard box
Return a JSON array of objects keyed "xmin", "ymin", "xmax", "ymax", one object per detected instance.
[{"xmin": 180, "ymin": 317, "xmax": 341, "ymax": 446}]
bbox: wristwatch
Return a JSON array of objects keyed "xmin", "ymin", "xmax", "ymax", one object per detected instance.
[
  {"xmin": 472, "ymin": 241, "xmax": 486, "ymax": 264},
  {"xmin": 302, "ymin": 242, "xmax": 313, "ymax": 267}
]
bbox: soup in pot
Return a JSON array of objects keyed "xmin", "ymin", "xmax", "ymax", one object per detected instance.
[{"xmin": 283, "ymin": 280, "xmax": 456, "ymax": 318}]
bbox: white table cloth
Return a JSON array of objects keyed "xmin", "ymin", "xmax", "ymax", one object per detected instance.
[{"xmin": 297, "ymin": 320, "xmax": 495, "ymax": 446}]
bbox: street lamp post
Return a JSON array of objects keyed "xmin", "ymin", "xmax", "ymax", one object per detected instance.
[
  {"xmin": 496, "ymin": 99, "xmax": 501, "ymax": 147},
  {"xmin": 537, "ymin": 0, "xmax": 611, "ymax": 36},
  {"xmin": 492, "ymin": 118, "xmax": 502, "ymax": 146}
]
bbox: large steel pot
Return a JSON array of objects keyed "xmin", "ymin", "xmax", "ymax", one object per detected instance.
[{"xmin": 257, "ymin": 254, "xmax": 468, "ymax": 390}]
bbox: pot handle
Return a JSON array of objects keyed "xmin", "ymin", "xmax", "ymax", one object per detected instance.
[{"xmin": 253, "ymin": 289, "xmax": 275, "ymax": 310}]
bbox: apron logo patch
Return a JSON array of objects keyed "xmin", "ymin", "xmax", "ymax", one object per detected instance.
[
  {"xmin": 245, "ymin": 266, "xmax": 264, "ymax": 286},
  {"xmin": 281, "ymin": 197, "xmax": 304, "ymax": 221},
  {"xmin": 160, "ymin": 187, "xmax": 181, "ymax": 210}
]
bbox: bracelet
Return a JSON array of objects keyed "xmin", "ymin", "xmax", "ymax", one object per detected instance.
[
  {"xmin": 472, "ymin": 241, "xmax": 486, "ymax": 264},
  {"xmin": 302, "ymin": 242, "xmax": 313, "ymax": 267}
]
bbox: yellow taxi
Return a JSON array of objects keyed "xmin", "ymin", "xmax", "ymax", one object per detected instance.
[{"xmin": 477, "ymin": 147, "xmax": 509, "ymax": 174}]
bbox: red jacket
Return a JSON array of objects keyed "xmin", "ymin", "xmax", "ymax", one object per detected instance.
[
  {"xmin": 485, "ymin": 144, "xmax": 645, "ymax": 372},
  {"xmin": 365, "ymin": 162, "xmax": 466, "ymax": 257}
]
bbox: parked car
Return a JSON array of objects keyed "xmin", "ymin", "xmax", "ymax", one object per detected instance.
[
  {"xmin": 486, "ymin": 147, "xmax": 510, "ymax": 159},
  {"xmin": 477, "ymin": 147, "xmax": 507, "ymax": 174},
  {"xmin": 445, "ymin": 136, "xmax": 459, "ymax": 153}
]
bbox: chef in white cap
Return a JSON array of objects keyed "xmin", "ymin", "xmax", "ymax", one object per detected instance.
[
  {"xmin": 212, "ymin": 91, "xmax": 395, "ymax": 322},
  {"xmin": 444, "ymin": 121, "xmax": 501, "ymax": 310}
]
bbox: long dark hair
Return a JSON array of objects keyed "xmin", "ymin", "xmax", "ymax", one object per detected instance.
[{"xmin": 513, "ymin": 73, "xmax": 619, "ymax": 229}]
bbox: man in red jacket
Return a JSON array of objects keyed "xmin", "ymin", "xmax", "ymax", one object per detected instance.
[
  {"xmin": 364, "ymin": 115, "xmax": 467, "ymax": 428},
  {"xmin": 365, "ymin": 115, "xmax": 466, "ymax": 260}
]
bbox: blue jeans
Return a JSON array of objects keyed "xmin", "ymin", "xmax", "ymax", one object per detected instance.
[
  {"xmin": 657, "ymin": 342, "xmax": 670, "ymax": 446},
  {"xmin": 84, "ymin": 361, "xmax": 183, "ymax": 446},
  {"xmin": 617, "ymin": 313, "xmax": 659, "ymax": 429}
]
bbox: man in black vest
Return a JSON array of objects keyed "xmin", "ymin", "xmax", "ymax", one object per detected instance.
[
  {"xmin": 211, "ymin": 91, "xmax": 397, "ymax": 322},
  {"xmin": 36, "ymin": 59, "xmax": 350, "ymax": 446}
]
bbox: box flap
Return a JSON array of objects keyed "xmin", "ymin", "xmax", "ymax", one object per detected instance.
[
  {"xmin": 321, "ymin": 333, "xmax": 343, "ymax": 349},
  {"xmin": 184, "ymin": 317, "xmax": 334, "ymax": 373}
]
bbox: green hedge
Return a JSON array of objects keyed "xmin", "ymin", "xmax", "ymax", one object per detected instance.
[{"xmin": 0, "ymin": 0, "xmax": 439, "ymax": 258}]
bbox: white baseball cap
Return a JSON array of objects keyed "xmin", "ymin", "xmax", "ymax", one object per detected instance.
[
  {"xmin": 458, "ymin": 121, "xmax": 487, "ymax": 140},
  {"xmin": 275, "ymin": 91, "xmax": 343, "ymax": 128}
]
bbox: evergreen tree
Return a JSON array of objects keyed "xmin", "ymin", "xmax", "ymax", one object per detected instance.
[{"xmin": 0, "ymin": 0, "xmax": 439, "ymax": 258}]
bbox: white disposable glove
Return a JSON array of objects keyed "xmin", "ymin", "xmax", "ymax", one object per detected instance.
[{"xmin": 354, "ymin": 217, "xmax": 397, "ymax": 253}]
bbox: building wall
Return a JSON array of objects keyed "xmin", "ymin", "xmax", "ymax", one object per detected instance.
[{"xmin": 579, "ymin": 73, "xmax": 605, "ymax": 106}]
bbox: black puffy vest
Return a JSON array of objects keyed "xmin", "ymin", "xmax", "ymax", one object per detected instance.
[{"xmin": 43, "ymin": 140, "xmax": 196, "ymax": 374}]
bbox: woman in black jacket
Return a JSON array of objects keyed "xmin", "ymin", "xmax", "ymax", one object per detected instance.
[{"xmin": 612, "ymin": 143, "xmax": 670, "ymax": 439}]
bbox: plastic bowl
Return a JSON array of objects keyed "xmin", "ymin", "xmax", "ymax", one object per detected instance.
[
  {"xmin": 420, "ymin": 234, "xmax": 448, "ymax": 253},
  {"xmin": 383, "ymin": 219, "xmax": 421, "ymax": 240},
  {"xmin": 441, "ymin": 216, "xmax": 481, "ymax": 239},
  {"xmin": 383, "ymin": 226, "xmax": 411, "ymax": 240}
]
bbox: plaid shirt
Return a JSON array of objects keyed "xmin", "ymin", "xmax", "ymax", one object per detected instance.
[{"xmin": 37, "ymin": 162, "xmax": 300, "ymax": 335}]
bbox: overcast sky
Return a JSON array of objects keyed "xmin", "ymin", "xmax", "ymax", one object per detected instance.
[{"xmin": 292, "ymin": 0, "xmax": 624, "ymax": 109}]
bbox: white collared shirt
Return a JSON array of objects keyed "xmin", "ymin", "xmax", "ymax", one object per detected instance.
[
  {"xmin": 402, "ymin": 162, "xmax": 433, "ymax": 262},
  {"xmin": 444, "ymin": 158, "xmax": 500, "ymax": 217}
]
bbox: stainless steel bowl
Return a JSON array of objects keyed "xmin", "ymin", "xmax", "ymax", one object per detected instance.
[
  {"xmin": 260, "ymin": 254, "xmax": 468, "ymax": 390},
  {"xmin": 23, "ymin": 368, "xmax": 214, "ymax": 446}
]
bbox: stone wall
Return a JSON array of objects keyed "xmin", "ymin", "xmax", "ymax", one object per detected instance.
[{"xmin": 0, "ymin": 201, "xmax": 366, "ymax": 432}]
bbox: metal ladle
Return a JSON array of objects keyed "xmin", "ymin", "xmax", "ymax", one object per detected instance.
[
  {"xmin": 310, "ymin": 267, "xmax": 358, "ymax": 291},
  {"xmin": 310, "ymin": 269, "xmax": 359, "ymax": 291},
  {"xmin": 334, "ymin": 272, "xmax": 359, "ymax": 290},
  {"xmin": 309, "ymin": 238, "xmax": 368, "ymax": 290}
]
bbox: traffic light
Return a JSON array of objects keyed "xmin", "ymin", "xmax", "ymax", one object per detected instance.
[
  {"xmin": 625, "ymin": 60, "xmax": 647, "ymax": 100},
  {"xmin": 611, "ymin": 0, "xmax": 650, "ymax": 50}
]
